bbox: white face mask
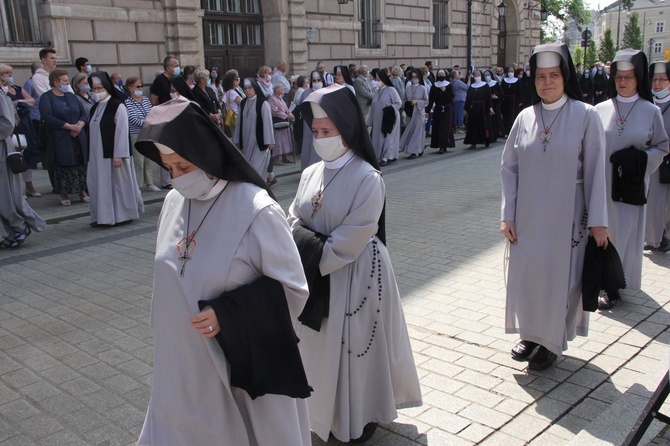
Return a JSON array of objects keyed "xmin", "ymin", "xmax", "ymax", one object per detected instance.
[
  {"xmin": 525, "ymin": 70, "xmax": 531, "ymax": 76},
  {"xmin": 133, "ymin": 90, "xmax": 143, "ymax": 97},
  {"xmin": 313, "ymin": 135, "xmax": 348, "ymax": 162},
  {"xmin": 312, "ymin": 81, "xmax": 323, "ymax": 90},
  {"xmin": 507, "ymin": 72, "xmax": 514, "ymax": 78},
  {"xmin": 86, "ymin": 65, "xmax": 92, "ymax": 73},
  {"xmin": 94, "ymin": 91, "xmax": 108, "ymax": 101},
  {"xmin": 474, "ymin": 77, "xmax": 482, "ymax": 83},
  {"xmin": 653, "ymin": 87, "xmax": 670, "ymax": 99},
  {"xmin": 171, "ymin": 169, "xmax": 218, "ymax": 200},
  {"xmin": 170, "ymin": 92, "xmax": 179, "ymax": 99},
  {"xmin": 411, "ymin": 78, "xmax": 419, "ymax": 85}
]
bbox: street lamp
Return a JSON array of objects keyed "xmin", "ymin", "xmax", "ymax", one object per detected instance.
[
  {"xmin": 337, "ymin": 0, "xmax": 350, "ymax": 4},
  {"xmin": 466, "ymin": 0, "xmax": 510, "ymax": 74},
  {"xmin": 526, "ymin": 0, "xmax": 549, "ymax": 20}
]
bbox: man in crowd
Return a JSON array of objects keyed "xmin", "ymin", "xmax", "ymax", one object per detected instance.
[
  {"xmin": 271, "ymin": 60, "xmax": 291, "ymax": 104},
  {"xmin": 316, "ymin": 61, "xmax": 334, "ymax": 86},
  {"xmin": 354, "ymin": 65, "xmax": 373, "ymax": 120},
  {"xmin": 111, "ymin": 72, "xmax": 129, "ymax": 100},
  {"xmin": 75, "ymin": 57, "xmax": 92, "ymax": 74}
]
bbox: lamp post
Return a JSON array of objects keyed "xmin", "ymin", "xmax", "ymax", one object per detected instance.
[
  {"xmin": 337, "ymin": 0, "xmax": 350, "ymax": 4},
  {"xmin": 467, "ymin": 1, "xmax": 509, "ymax": 74},
  {"xmin": 616, "ymin": 0, "xmax": 622, "ymax": 50}
]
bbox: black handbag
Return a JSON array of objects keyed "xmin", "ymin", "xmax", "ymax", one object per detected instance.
[
  {"xmin": 6, "ymin": 149, "xmax": 28, "ymax": 174},
  {"xmin": 659, "ymin": 154, "xmax": 670, "ymax": 184},
  {"xmin": 404, "ymin": 101, "xmax": 414, "ymax": 118}
]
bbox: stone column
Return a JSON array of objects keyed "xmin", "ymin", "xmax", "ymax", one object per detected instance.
[
  {"xmin": 162, "ymin": 0, "xmax": 205, "ymax": 68},
  {"xmin": 287, "ymin": 0, "xmax": 308, "ymax": 74}
]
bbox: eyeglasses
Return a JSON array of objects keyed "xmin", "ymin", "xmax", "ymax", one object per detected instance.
[
  {"xmin": 615, "ymin": 75, "xmax": 636, "ymax": 83},
  {"xmin": 133, "ymin": 85, "xmax": 143, "ymax": 89},
  {"xmin": 652, "ymin": 77, "xmax": 669, "ymax": 84}
]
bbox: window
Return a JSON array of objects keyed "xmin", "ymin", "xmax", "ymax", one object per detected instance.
[
  {"xmin": 432, "ymin": 0, "xmax": 450, "ymax": 49},
  {"xmin": 359, "ymin": 0, "xmax": 381, "ymax": 49},
  {"xmin": 203, "ymin": 0, "xmax": 258, "ymax": 14},
  {"xmin": 246, "ymin": 24, "xmax": 261, "ymax": 45},
  {"xmin": 656, "ymin": 21, "xmax": 665, "ymax": 33},
  {"xmin": 654, "ymin": 41, "xmax": 663, "ymax": 54},
  {"xmin": 0, "ymin": 0, "xmax": 42, "ymax": 46}
]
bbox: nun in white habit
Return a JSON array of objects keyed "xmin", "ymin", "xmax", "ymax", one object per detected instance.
[
  {"xmin": 233, "ymin": 78, "xmax": 274, "ymax": 182},
  {"xmin": 288, "ymin": 84, "xmax": 421, "ymax": 443},
  {"xmin": 135, "ymin": 97, "xmax": 311, "ymax": 446},
  {"xmin": 367, "ymin": 70, "xmax": 402, "ymax": 166},
  {"xmin": 87, "ymin": 72, "xmax": 144, "ymax": 226},
  {"xmin": 595, "ymin": 49, "xmax": 670, "ymax": 309},
  {"xmin": 644, "ymin": 61, "xmax": 670, "ymax": 252},
  {"xmin": 501, "ymin": 44, "xmax": 610, "ymax": 370},
  {"xmin": 399, "ymin": 68, "xmax": 429, "ymax": 159}
]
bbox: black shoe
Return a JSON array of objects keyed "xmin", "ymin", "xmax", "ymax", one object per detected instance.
[
  {"xmin": 162, "ymin": 184, "xmax": 173, "ymax": 190},
  {"xmin": 644, "ymin": 244, "xmax": 657, "ymax": 251},
  {"xmin": 468, "ymin": 144, "xmax": 476, "ymax": 150},
  {"xmin": 438, "ymin": 148, "xmax": 446, "ymax": 154},
  {"xmin": 389, "ymin": 158, "xmax": 397, "ymax": 163},
  {"xmin": 511, "ymin": 340, "xmax": 539, "ymax": 360},
  {"xmin": 349, "ymin": 423, "xmax": 378, "ymax": 444},
  {"xmin": 528, "ymin": 346, "xmax": 557, "ymax": 371},
  {"xmin": 485, "ymin": 142, "xmax": 490, "ymax": 148},
  {"xmin": 267, "ymin": 178, "xmax": 277, "ymax": 187},
  {"xmin": 659, "ymin": 238, "xmax": 670, "ymax": 252},
  {"xmin": 379, "ymin": 160, "xmax": 388, "ymax": 166},
  {"xmin": 408, "ymin": 154, "xmax": 416, "ymax": 159},
  {"xmin": 418, "ymin": 151, "xmax": 423, "ymax": 157},
  {"xmin": 598, "ymin": 290, "xmax": 621, "ymax": 310}
]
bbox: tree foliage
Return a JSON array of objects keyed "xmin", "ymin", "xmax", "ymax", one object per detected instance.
[
  {"xmin": 622, "ymin": 12, "xmax": 643, "ymax": 50},
  {"xmin": 543, "ymin": 0, "xmax": 591, "ymax": 29},
  {"xmin": 585, "ymin": 40, "xmax": 597, "ymax": 66},
  {"xmin": 598, "ymin": 28, "xmax": 616, "ymax": 62},
  {"xmin": 572, "ymin": 46, "xmax": 584, "ymax": 66}
]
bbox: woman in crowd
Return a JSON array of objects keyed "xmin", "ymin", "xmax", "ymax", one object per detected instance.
[
  {"xmin": 463, "ymin": 70, "xmax": 494, "ymax": 150},
  {"xmin": 222, "ymin": 69, "xmax": 243, "ymax": 138},
  {"xmin": 182, "ymin": 65, "xmax": 196, "ymax": 89},
  {"xmin": 501, "ymin": 66, "xmax": 521, "ymax": 136},
  {"xmin": 192, "ymin": 69, "xmax": 220, "ymax": 126},
  {"xmin": 450, "ymin": 69, "xmax": 469, "ymax": 134},
  {"xmin": 645, "ymin": 61, "xmax": 670, "ymax": 253},
  {"xmin": 39, "ymin": 68, "xmax": 90, "ymax": 206},
  {"xmin": 87, "ymin": 71, "xmax": 144, "ymax": 226},
  {"xmin": 0, "ymin": 64, "xmax": 41, "ymax": 197},
  {"xmin": 72, "ymin": 72, "xmax": 96, "ymax": 115},
  {"xmin": 399, "ymin": 69, "xmax": 428, "ymax": 159},
  {"xmin": 580, "ymin": 68, "xmax": 594, "ymax": 104},
  {"xmin": 333, "ymin": 65, "xmax": 355, "ymax": 94},
  {"xmin": 289, "ymin": 84, "xmax": 421, "ymax": 444},
  {"xmin": 501, "ymin": 43, "xmax": 610, "ymax": 371},
  {"xmin": 135, "ymin": 96, "xmax": 311, "ymax": 446},
  {"xmin": 484, "ymin": 69, "xmax": 504, "ymax": 142},
  {"xmin": 368, "ymin": 71, "xmax": 402, "ymax": 166},
  {"xmin": 595, "ymin": 50, "xmax": 669, "ymax": 309},
  {"xmin": 257, "ymin": 66, "xmax": 273, "ymax": 98},
  {"xmin": 593, "ymin": 65, "xmax": 609, "ymax": 105},
  {"xmin": 296, "ymin": 70, "xmax": 323, "ymax": 170},
  {"xmin": 427, "ymin": 68, "xmax": 455, "ymax": 154},
  {"xmin": 0, "ymin": 73, "xmax": 45, "ymax": 248},
  {"xmin": 125, "ymin": 76, "xmax": 159, "ymax": 192},
  {"xmin": 421, "ymin": 65, "xmax": 434, "ymax": 137},
  {"xmin": 390, "ymin": 66, "xmax": 406, "ymax": 104},
  {"xmin": 233, "ymin": 78, "xmax": 275, "ymax": 183},
  {"xmin": 210, "ymin": 67, "xmax": 224, "ymax": 107},
  {"xmin": 269, "ymin": 83, "xmax": 294, "ymax": 165}
]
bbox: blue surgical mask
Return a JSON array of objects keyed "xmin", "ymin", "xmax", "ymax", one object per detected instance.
[
  {"xmin": 6, "ymin": 76, "xmax": 13, "ymax": 84},
  {"xmin": 207, "ymin": 79, "xmax": 211, "ymax": 86},
  {"xmin": 86, "ymin": 64, "xmax": 92, "ymax": 73},
  {"xmin": 80, "ymin": 85, "xmax": 91, "ymax": 93},
  {"xmin": 117, "ymin": 79, "xmax": 124, "ymax": 87},
  {"xmin": 58, "ymin": 85, "xmax": 70, "ymax": 93},
  {"xmin": 173, "ymin": 66, "xmax": 181, "ymax": 76},
  {"xmin": 484, "ymin": 75, "xmax": 491, "ymax": 82}
]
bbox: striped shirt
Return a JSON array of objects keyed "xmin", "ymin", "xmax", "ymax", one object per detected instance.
[{"xmin": 125, "ymin": 96, "xmax": 152, "ymax": 135}]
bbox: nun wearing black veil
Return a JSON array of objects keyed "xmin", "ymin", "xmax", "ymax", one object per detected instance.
[
  {"xmin": 135, "ymin": 96, "xmax": 311, "ymax": 445},
  {"xmin": 87, "ymin": 71, "xmax": 143, "ymax": 226},
  {"xmin": 288, "ymin": 84, "xmax": 421, "ymax": 443},
  {"xmin": 595, "ymin": 49, "xmax": 669, "ymax": 309},
  {"xmin": 501, "ymin": 43, "xmax": 610, "ymax": 370},
  {"xmin": 333, "ymin": 65, "xmax": 356, "ymax": 95}
]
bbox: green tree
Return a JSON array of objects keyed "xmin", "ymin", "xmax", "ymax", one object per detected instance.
[
  {"xmin": 585, "ymin": 39, "xmax": 597, "ymax": 66},
  {"xmin": 573, "ymin": 46, "xmax": 584, "ymax": 66},
  {"xmin": 622, "ymin": 12, "xmax": 643, "ymax": 49},
  {"xmin": 598, "ymin": 28, "xmax": 616, "ymax": 62},
  {"xmin": 543, "ymin": 0, "xmax": 591, "ymax": 28}
]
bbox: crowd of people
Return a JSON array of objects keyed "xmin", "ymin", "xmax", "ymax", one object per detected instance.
[{"xmin": 1, "ymin": 43, "xmax": 670, "ymax": 444}]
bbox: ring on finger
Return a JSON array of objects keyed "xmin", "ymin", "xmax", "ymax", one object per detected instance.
[{"xmin": 208, "ymin": 325, "xmax": 213, "ymax": 332}]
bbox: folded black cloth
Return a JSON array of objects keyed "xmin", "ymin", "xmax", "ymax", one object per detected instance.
[
  {"xmin": 659, "ymin": 154, "xmax": 670, "ymax": 184},
  {"xmin": 381, "ymin": 105, "xmax": 396, "ymax": 136},
  {"xmin": 198, "ymin": 276, "xmax": 312, "ymax": 400},
  {"xmin": 610, "ymin": 146, "xmax": 648, "ymax": 205},
  {"xmin": 582, "ymin": 237, "xmax": 627, "ymax": 312},
  {"xmin": 292, "ymin": 226, "xmax": 330, "ymax": 331}
]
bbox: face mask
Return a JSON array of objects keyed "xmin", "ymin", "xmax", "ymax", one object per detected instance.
[
  {"xmin": 133, "ymin": 90, "xmax": 143, "ymax": 97},
  {"xmin": 474, "ymin": 77, "xmax": 482, "ymax": 83},
  {"xmin": 171, "ymin": 169, "xmax": 218, "ymax": 200},
  {"xmin": 411, "ymin": 78, "xmax": 419, "ymax": 85},
  {"xmin": 484, "ymin": 75, "xmax": 491, "ymax": 82},
  {"xmin": 313, "ymin": 135, "xmax": 348, "ymax": 162},
  {"xmin": 189, "ymin": 84, "xmax": 195, "ymax": 89},
  {"xmin": 86, "ymin": 65, "xmax": 92, "ymax": 73},
  {"xmin": 94, "ymin": 91, "xmax": 108, "ymax": 101},
  {"xmin": 312, "ymin": 81, "xmax": 323, "ymax": 90},
  {"xmin": 598, "ymin": 69, "xmax": 603, "ymax": 73},
  {"xmin": 59, "ymin": 85, "xmax": 70, "ymax": 93},
  {"xmin": 80, "ymin": 85, "xmax": 91, "ymax": 93},
  {"xmin": 6, "ymin": 76, "xmax": 13, "ymax": 84},
  {"xmin": 507, "ymin": 72, "xmax": 514, "ymax": 78},
  {"xmin": 117, "ymin": 79, "xmax": 124, "ymax": 87},
  {"xmin": 653, "ymin": 87, "xmax": 670, "ymax": 99},
  {"xmin": 211, "ymin": 73, "xmax": 218, "ymax": 79},
  {"xmin": 173, "ymin": 66, "xmax": 181, "ymax": 76},
  {"xmin": 437, "ymin": 76, "xmax": 446, "ymax": 82},
  {"xmin": 170, "ymin": 92, "xmax": 179, "ymax": 99},
  {"xmin": 207, "ymin": 79, "xmax": 211, "ymax": 86},
  {"xmin": 525, "ymin": 70, "xmax": 531, "ymax": 76}
]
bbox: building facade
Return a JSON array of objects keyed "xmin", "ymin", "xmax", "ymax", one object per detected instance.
[{"xmin": 1, "ymin": 0, "xmax": 541, "ymax": 84}]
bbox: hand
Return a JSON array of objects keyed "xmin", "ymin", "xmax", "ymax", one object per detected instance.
[
  {"xmin": 589, "ymin": 226, "xmax": 610, "ymax": 249},
  {"xmin": 267, "ymin": 144, "xmax": 274, "ymax": 150},
  {"xmin": 411, "ymin": 100, "xmax": 417, "ymax": 105},
  {"xmin": 70, "ymin": 131, "xmax": 79, "ymax": 137},
  {"xmin": 501, "ymin": 220, "xmax": 517, "ymax": 243},
  {"xmin": 189, "ymin": 305, "xmax": 220, "ymax": 338},
  {"xmin": 113, "ymin": 158, "xmax": 122, "ymax": 168},
  {"xmin": 288, "ymin": 113, "xmax": 295, "ymax": 121},
  {"xmin": 489, "ymin": 108, "xmax": 495, "ymax": 115}
]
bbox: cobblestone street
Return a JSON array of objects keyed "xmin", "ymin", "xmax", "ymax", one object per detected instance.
[{"xmin": 1, "ymin": 139, "xmax": 669, "ymax": 445}]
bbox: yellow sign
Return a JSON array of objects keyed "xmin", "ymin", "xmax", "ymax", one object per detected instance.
[{"xmin": 665, "ymin": 49, "xmax": 670, "ymax": 61}]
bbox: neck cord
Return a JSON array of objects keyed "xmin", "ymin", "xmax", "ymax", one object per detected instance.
[
  {"xmin": 538, "ymin": 101, "xmax": 567, "ymax": 152},
  {"xmin": 614, "ymin": 98, "xmax": 639, "ymax": 137},
  {"xmin": 310, "ymin": 155, "xmax": 355, "ymax": 218}
]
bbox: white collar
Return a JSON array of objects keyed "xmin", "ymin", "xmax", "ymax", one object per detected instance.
[
  {"xmin": 196, "ymin": 179, "xmax": 228, "ymax": 201},
  {"xmin": 434, "ymin": 80, "xmax": 450, "ymax": 88},
  {"xmin": 541, "ymin": 94, "xmax": 568, "ymax": 110},
  {"xmin": 503, "ymin": 77, "xmax": 518, "ymax": 84},
  {"xmin": 470, "ymin": 81, "xmax": 486, "ymax": 88},
  {"xmin": 617, "ymin": 93, "xmax": 639, "ymax": 103},
  {"xmin": 487, "ymin": 80, "xmax": 497, "ymax": 87},
  {"xmin": 324, "ymin": 149, "xmax": 355, "ymax": 169},
  {"xmin": 655, "ymin": 94, "xmax": 670, "ymax": 104}
]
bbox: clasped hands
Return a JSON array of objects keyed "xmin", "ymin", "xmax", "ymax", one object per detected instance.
[{"xmin": 501, "ymin": 220, "xmax": 610, "ymax": 249}]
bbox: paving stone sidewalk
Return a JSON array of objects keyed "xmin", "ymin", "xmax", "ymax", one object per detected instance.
[{"xmin": 1, "ymin": 139, "xmax": 669, "ymax": 445}]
